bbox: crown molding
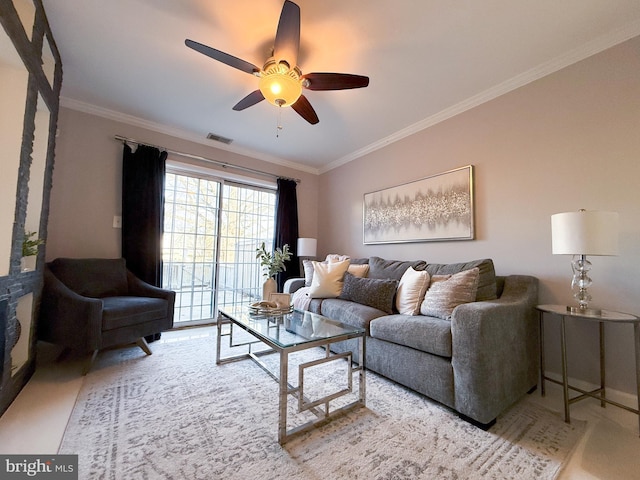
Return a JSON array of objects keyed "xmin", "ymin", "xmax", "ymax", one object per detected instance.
[
  {"xmin": 59, "ymin": 97, "xmax": 321, "ymax": 175},
  {"xmin": 321, "ymin": 20, "xmax": 640, "ymax": 174}
]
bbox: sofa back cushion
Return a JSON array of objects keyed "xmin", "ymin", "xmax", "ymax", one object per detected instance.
[
  {"xmin": 425, "ymin": 258, "xmax": 497, "ymax": 301},
  {"xmin": 48, "ymin": 258, "xmax": 129, "ymax": 298},
  {"xmin": 368, "ymin": 256, "xmax": 427, "ymax": 281}
]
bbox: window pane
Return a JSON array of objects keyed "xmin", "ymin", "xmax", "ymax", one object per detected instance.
[{"xmin": 163, "ymin": 172, "xmax": 276, "ymax": 324}]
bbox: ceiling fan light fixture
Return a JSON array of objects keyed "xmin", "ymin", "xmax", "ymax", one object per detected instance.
[
  {"xmin": 185, "ymin": 1, "xmax": 369, "ymax": 124},
  {"xmin": 259, "ymin": 60, "xmax": 302, "ymax": 107}
]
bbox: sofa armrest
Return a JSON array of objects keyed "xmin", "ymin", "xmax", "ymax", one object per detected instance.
[
  {"xmin": 39, "ymin": 267, "xmax": 104, "ymax": 352},
  {"xmin": 126, "ymin": 271, "xmax": 176, "ymax": 326},
  {"xmin": 284, "ymin": 277, "xmax": 305, "ymax": 294},
  {"xmin": 450, "ymin": 275, "xmax": 539, "ymax": 424}
]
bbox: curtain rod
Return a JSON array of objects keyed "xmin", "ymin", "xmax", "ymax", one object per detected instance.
[{"xmin": 114, "ymin": 135, "xmax": 300, "ymax": 184}]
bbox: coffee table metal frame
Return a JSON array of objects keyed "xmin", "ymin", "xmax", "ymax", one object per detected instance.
[{"xmin": 217, "ymin": 306, "xmax": 366, "ymax": 444}]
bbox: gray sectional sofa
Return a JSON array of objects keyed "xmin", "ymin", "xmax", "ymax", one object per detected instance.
[{"xmin": 284, "ymin": 256, "xmax": 539, "ymax": 427}]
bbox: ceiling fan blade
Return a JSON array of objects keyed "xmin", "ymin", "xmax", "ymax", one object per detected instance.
[
  {"xmin": 273, "ymin": 0, "xmax": 300, "ymax": 66},
  {"xmin": 232, "ymin": 90, "xmax": 265, "ymax": 111},
  {"xmin": 185, "ymin": 39, "xmax": 259, "ymax": 75},
  {"xmin": 302, "ymin": 73, "xmax": 370, "ymax": 91},
  {"xmin": 291, "ymin": 95, "xmax": 319, "ymax": 125}
]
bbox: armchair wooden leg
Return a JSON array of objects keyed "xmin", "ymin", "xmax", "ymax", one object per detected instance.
[
  {"xmin": 136, "ymin": 337, "xmax": 152, "ymax": 355},
  {"xmin": 83, "ymin": 350, "xmax": 99, "ymax": 376}
]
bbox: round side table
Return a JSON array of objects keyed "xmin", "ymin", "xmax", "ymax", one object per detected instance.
[{"xmin": 536, "ymin": 304, "xmax": 640, "ymax": 436}]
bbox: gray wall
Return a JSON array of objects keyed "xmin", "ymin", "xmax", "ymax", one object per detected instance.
[
  {"xmin": 47, "ymin": 108, "xmax": 320, "ymax": 260},
  {"xmin": 318, "ymin": 36, "xmax": 640, "ymax": 400}
]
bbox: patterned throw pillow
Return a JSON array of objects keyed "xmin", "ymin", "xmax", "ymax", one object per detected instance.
[
  {"xmin": 396, "ymin": 267, "xmax": 431, "ymax": 315},
  {"xmin": 420, "ymin": 268, "xmax": 480, "ymax": 320},
  {"xmin": 425, "ymin": 259, "xmax": 496, "ymax": 301},
  {"xmin": 339, "ymin": 273, "xmax": 398, "ymax": 314}
]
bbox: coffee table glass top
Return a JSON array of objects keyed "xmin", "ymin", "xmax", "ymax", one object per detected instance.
[{"xmin": 219, "ymin": 305, "xmax": 364, "ymax": 349}]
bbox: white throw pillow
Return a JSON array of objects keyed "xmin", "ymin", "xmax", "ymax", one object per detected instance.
[
  {"xmin": 308, "ymin": 259, "xmax": 350, "ymax": 298},
  {"xmin": 302, "ymin": 259, "xmax": 316, "ymax": 287},
  {"xmin": 396, "ymin": 267, "xmax": 431, "ymax": 315},
  {"xmin": 420, "ymin": 268, "xmax": 480, "ymax": 319}
]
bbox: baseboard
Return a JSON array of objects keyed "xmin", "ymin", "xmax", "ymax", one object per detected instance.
[{"xmin": 544, "ymin": 371, "xmax": 638, "ymax": 409}]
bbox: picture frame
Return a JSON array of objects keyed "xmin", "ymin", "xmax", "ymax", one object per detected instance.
[
  {"xmin": 269, "ymin": 293, "xmax": 291, "ymax": 308},
  {"xmin": 363, "ymin": 165, "xmax": 474, "ymax": 244}
]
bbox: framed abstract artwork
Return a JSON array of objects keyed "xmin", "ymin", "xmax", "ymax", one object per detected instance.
[{"xmin": 363, "ymin": 165, "xmax": 474, "ymax": 244}]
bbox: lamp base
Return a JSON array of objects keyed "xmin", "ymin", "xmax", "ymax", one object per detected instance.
[{"xmin": 566, "ymin": 305, "xmax": 602, "ymax": 316}]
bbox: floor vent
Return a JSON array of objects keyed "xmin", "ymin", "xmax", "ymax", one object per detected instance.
[{"xmin": 206, "ymin": 132, "xmax": 233, "ymax": 144}]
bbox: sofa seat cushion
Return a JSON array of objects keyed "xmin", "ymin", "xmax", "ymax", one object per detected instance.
[
  {"xmin": 319, "ymin": 298, "xmax": 387, "ymax": 334},
  {"xmin": 369, "ymin": 314, "xmax": 452, "ymax": 358},
  {"xmin": 102, "ymin": 296, "xmax": 168, "ymax": 331}
]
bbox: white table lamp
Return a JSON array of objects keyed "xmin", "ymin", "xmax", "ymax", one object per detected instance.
[
  {"xmin": 551, "ymin": 209, "xmax": 618, "ymax": 315},
  {"xmin": 297, "ymin": 238, "xmax": 317, "ymax": 258}
]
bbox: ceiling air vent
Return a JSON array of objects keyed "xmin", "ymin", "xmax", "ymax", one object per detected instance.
[{"xmin": 206, "ymin": 132, "xmax": 233, "ymax": 145}]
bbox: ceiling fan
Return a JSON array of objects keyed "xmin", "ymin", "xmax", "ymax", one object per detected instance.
[{"xmin": 185, "ymin": 0, "xmax": 369, "ymax": 125}]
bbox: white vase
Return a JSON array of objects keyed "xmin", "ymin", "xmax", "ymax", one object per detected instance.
[
  {"xmin": 263, "ymin": 277, "xmax": 277, "ymax": 300},
  {"xmin": 21, "ymin": 256, "xmax": 36, "ymax": 272}
]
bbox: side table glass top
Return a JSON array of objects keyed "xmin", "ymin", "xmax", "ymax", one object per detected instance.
[
  {"xmin": 537, "ymin": 304, "xmax": 639, "ymax": 323},
  {"xmin": 219, "ymin": 305, "xmax": 364, "ymax": 349}
]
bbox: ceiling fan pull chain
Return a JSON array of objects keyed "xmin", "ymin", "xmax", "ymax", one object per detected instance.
[{"xmin": 276, "ymin": 105, "xmax": 284, "ymax": 138}]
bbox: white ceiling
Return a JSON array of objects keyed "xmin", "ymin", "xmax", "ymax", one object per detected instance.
[{"xmin": 42, "ymin": 0, "xmax": 640, "ymax": 173}]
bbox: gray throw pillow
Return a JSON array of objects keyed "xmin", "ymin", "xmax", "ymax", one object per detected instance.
[{"xmin": 339, "ymin": 272, "xmax": 399, "ymax": 314}]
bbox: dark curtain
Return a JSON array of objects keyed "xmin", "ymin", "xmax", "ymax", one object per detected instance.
[
  {"xmin": 274, "ymin": 178, "xmax": 300, "ymax": 291},
  {"xmin": 122, "ymin": 144, "xmax": 167, "ymax": 341},
  {"xmin": 122, "ymin": 144, "xmax": 167, "ymax": 285}
]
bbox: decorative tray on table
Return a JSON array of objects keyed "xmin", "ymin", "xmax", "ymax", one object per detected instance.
[{"xmin": 249, "ymin": 301, "xmax": 293, "ymax": 315}]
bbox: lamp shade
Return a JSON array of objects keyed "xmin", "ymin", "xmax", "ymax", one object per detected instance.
[
  {"xmin": 551, "ymin": 210, "xmax": 619, "ymax": 256},
  {"xmin": 297, "ymin": 238, "xmax": 317, "ymax": 257}
]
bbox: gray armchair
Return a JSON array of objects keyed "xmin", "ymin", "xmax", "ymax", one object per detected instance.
[{"xmin": 39, "ymin": 258, "xmax": 175, "ymax": 372}]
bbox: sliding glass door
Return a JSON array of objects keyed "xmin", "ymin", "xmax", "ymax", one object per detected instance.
[{"xmin": 163, "ymin": 172, "xmax": 276, "ymax": 326}]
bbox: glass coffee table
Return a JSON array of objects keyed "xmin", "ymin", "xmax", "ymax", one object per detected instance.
[{"xmin": 217, "ymin": 305, "xmax": 366, "ymax": 444}]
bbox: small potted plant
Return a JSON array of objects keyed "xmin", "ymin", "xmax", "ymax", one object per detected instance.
[
  {"xmin": 22, "ymin": 230, "xmax": 45, "ymax": 271},
  {"xmin": 256, "ymin": 242, "xmax": 291, "ymax": 299}
]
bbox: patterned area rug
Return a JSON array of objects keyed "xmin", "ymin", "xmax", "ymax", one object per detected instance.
[{"xmin": 59, "ymin": 330, "xmax": 584, "ymax": 479}]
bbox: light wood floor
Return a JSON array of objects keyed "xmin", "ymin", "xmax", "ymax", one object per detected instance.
[{"xmin": 1, "ymin": 326, "xmax": 639, "ymax": 479}]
